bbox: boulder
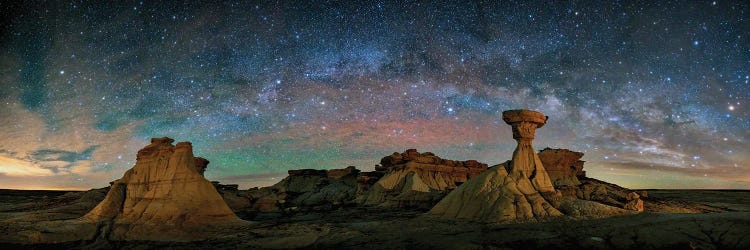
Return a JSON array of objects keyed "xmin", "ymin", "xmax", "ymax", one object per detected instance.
[
  {"xmin": 624, "ymin": 198, "xmax": 645, "ymax": 212},
  {"xmin": 576, "ymin": 178, "xmax": 646, "ymax": 212}
]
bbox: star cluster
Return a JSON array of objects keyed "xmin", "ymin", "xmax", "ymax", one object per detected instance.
[{"xmin": 0, "ymin": 1, "xmax": 748, "ymax": 189}]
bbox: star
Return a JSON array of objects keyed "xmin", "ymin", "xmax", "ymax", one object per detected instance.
[{"xmin": 0, "ymin": 0, "xmax": 747, "ymax": 190}]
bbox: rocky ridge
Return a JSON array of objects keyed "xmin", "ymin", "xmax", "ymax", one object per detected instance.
[
  {"xmin": 242, "ymin": 150, "xmax": 490, "ymax": 214},
  {"xmin": 358, "ymin": 149, "xmax": 489, "ymax": 208},
  {"xmin": 243, "ymin": 166, "xmax": 361, "ymax": 213}
]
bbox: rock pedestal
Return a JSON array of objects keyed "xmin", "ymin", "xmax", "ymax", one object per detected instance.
[
  {"xmin": 430, "ymin": 110, "xmax": 562, "ymax": 222},
  {"xmin": 502, "ymin": 109, "xmax": 555, "ymax": 192}
]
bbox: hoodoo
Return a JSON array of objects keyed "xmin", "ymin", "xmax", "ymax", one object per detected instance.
[
  {"xmin": 502, "ymin": 110, "xmax": 555, "ymax": 192},
  {"xmin": 82, "ymin": 137, "xmax": 241, "ymax": 240},
  {"xmin": 430, "ymin": 110, "xmax": 562, "ymax": 222}
]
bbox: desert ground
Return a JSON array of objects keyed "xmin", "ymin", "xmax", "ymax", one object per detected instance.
[{"xmin": 1, "ymin": 188, "xmax": 748, "ymax": 249}]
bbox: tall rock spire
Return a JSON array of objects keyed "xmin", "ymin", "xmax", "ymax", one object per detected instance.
[
  {"xmin": 429, "ymin": 110, "xmax": 562, "ymax": 222},
  {"xmin": 502, "ymin": 109, "xmax": 555, "ymax": 193}
]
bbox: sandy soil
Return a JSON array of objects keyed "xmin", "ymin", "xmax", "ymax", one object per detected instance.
[{"xmin": 1, "ymin": 189, "xmax": 749, "ymax": 249}]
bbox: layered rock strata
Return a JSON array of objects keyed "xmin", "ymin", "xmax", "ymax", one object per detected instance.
[
  {"xmin": 536, "ymin": 148, "xmax": 645, "ymax": 212},
  {"xmin": 244, "ymin": 151, "xmax": 489, "ymax": 212},
  {"xmin": 538, "ymin": 148, "xmax": 585, "ymax": 187},
  {"xmin": 573, "ymin": 178, "xmax": 645, "ymax": 212},
  {"xmin": 358, "ymin": 149, "xmax": 489, "ymax": 208},
  {"xmin": 245, "ymin": 166, "xmax": 361, "ymax": 213},
  {"xmin": 430, "ymin": 110, "xmax": 563, "ymax": 222},
  {"xmin": 82, "ymin": 137, "xmax": 240, "ymax": 240}
]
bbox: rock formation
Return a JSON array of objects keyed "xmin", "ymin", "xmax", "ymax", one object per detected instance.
[
  {"xmin": 503, "ymin": 110, "xmax": 555, "ymax": 192},
  {"xmin": 242, "ymin": 150, "xmax": 489, "ymax": 212},
  {"xmin": 430, "ymin": 110, "xmax": 563, "ymax": 222},
  {"xmin": 536, "ymin": 148, "xmax": 645, "ymax": 212},
  {"xmin": 538, "ymin": 148, "xmax": 585, "ymax": 187},
  {"xmin": 194, "ymin": 157, "xmax": 210, "ymax": 176},
  {"xmin": 245, "ymin": 166, "xmax": 361, "ymax": 213},
  {"xmin": 358, "ymin": 149, "xmax": 488, "ymax": 208},
  {"xmin": 210, "ymin": 181, "xmax": 250, "ymax": 211},
  {"xmin": 82, "ymin": 137, "xmax": 241, "ymax": 240},
  {"xmin": 377, "ymin": 149, "xmax": 488, "ymax": 183},
  {"xmin": 355, "ymin": 170, "xmax": 386, "ymax": 196},
  {"xmin": 573, "ymin": 178, "xmax": 645, "ymax": 212}
]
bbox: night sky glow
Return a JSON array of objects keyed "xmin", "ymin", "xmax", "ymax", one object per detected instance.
[{"xmin": 0, "ymin": 1, "xmax": 748, "ymax": 190}]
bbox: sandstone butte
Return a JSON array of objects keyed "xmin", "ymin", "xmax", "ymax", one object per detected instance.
[
  {"xmin": 430, "ymin": 110, "xmax": 563, "ymax": 222},
  {"xmin": 82, "ymin": 137, "xmax": 243, "ymax": 240}
]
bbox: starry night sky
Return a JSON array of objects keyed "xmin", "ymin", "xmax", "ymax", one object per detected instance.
[{"xmin": 0, "ymin": 1, "xmax": 748, "ymax": 190}]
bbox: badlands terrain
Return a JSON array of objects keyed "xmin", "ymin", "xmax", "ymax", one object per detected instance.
[
  {"xmin": 1, "ymin": 110, "xmax": 748, "ymax": 249},
  {"xmin": 1, "ymin": 187, "xmax": 748, "ymax": 249}
]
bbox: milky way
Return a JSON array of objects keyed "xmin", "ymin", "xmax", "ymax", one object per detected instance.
[{"xmin": 0, "ymin": 1, "xmax": 748, "ymax": 190}]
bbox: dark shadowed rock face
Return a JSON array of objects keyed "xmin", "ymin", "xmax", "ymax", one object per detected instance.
[
  {"xmin": 245, "ymin": 166, "xmax": 361, "ymax": 213},
  {"xmin": 194, "ymin": 157, "xmax": 210, "ymax": 176},
  {"xmin": 243, "ymin": 151, "xmax": 490, "ymax": 212},
  {"xmin": 538, "ymin": 148, "xmax": 585, "ymax": 187}
]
